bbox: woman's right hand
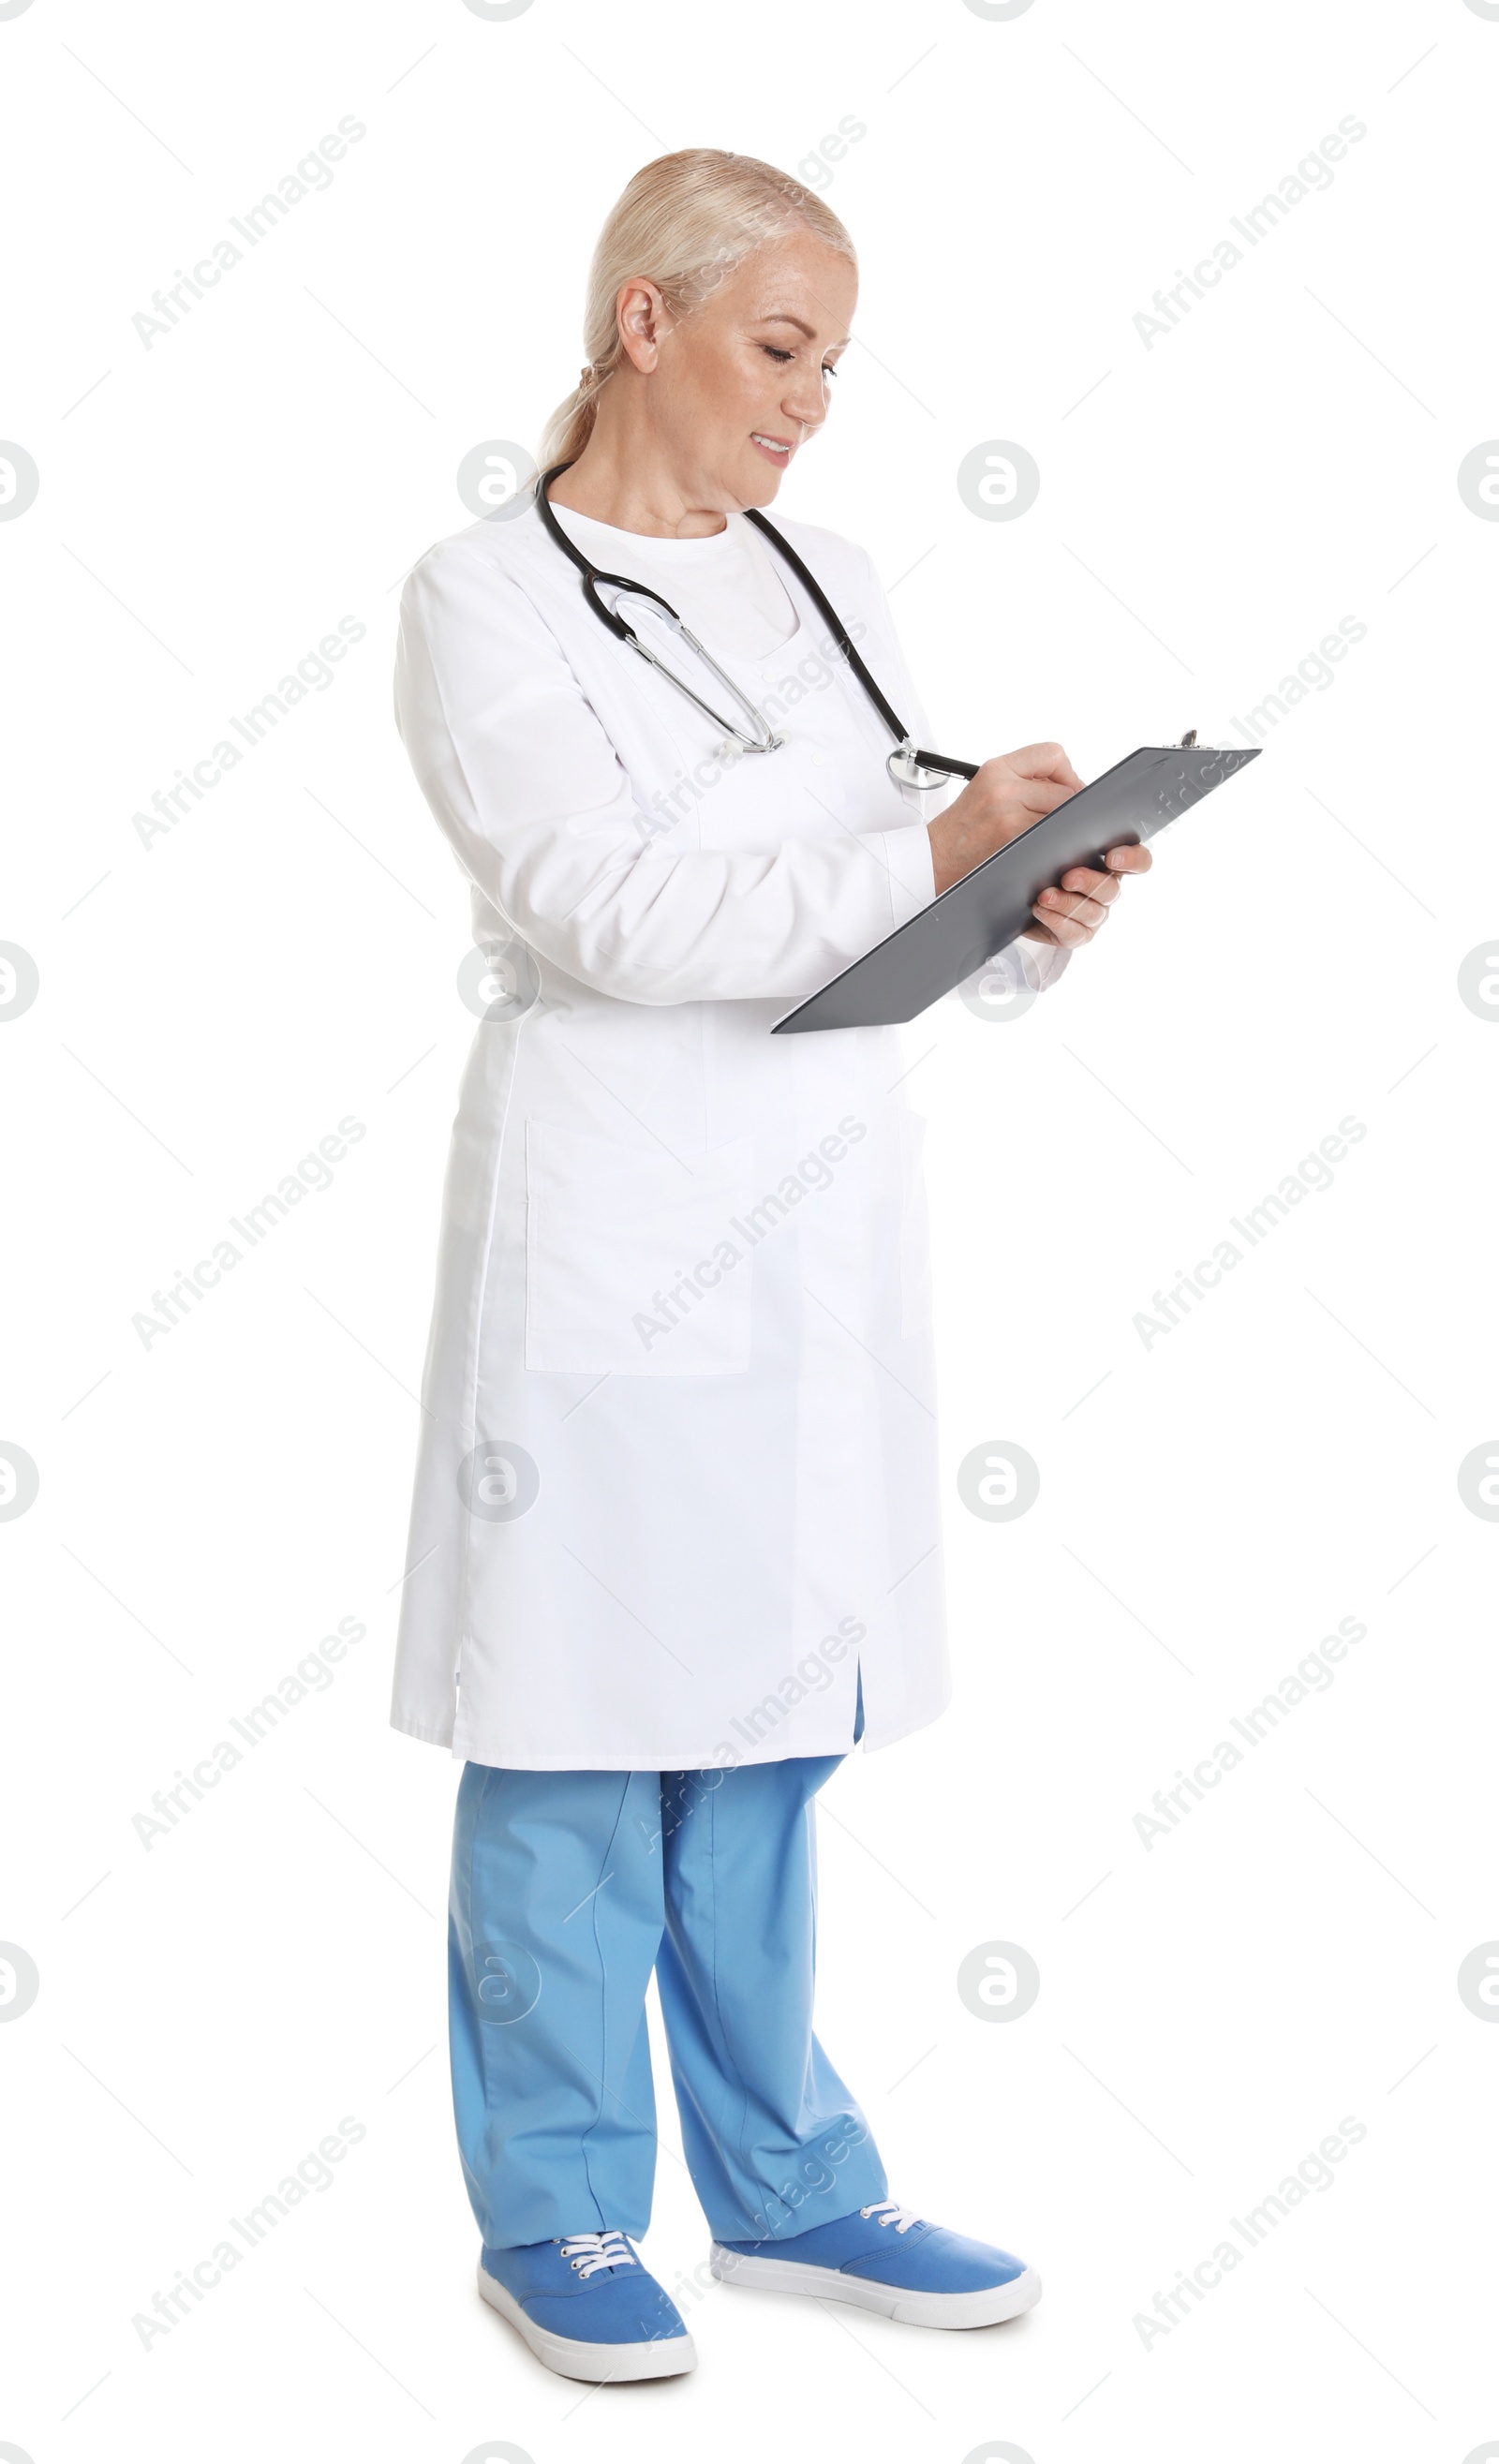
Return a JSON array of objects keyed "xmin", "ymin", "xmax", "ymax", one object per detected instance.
[{"xmin": 928, "ymin": 743, "xmax": 1086, "ymax": 896}]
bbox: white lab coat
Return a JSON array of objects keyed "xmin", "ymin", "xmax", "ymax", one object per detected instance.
[{"xmin": 389, "ymin": 497, "xmax": 1068, "ymax": 1770}]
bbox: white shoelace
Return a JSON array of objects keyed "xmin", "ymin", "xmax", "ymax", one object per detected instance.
[
  {"xmin": 558, "ymin": 2230, "xmax": 637, "ymax": 2277},
  {"xmin": 860, "ymin": 2200, "xmax": 923, "ymax": 2234}
]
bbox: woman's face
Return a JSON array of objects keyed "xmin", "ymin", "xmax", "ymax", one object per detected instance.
[{"xmin": 619, "ymin": 230, "xmax": 857, "ymax": 510}]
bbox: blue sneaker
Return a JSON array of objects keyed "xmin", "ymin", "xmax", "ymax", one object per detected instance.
[
  {"xmin": 709, "ymin": 2199, "xmax": 1041, "ymax": 2329},
  {"xmin": 478, "ymin": 2230, "xmax": 696, "ymax": 2381}
]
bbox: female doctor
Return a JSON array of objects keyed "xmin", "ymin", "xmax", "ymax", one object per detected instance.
[{"xmin": 391, "ymin": 148, "xmax": 1151, "ymax": 2384}]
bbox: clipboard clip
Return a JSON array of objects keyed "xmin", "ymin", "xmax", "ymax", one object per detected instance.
[{"xmin": 1178, "ymin": 729, "xmax": 1197, "ymax": 748}]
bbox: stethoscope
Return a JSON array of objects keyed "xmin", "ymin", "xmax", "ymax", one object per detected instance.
[{"xmin": 535, "ymin": 460, "xmax": 979, "ymax": 795}]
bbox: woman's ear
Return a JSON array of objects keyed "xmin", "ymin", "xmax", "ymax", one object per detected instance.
[{"xmin": 616, "ymin": 275, "xmax": 671, "ymax": 374}]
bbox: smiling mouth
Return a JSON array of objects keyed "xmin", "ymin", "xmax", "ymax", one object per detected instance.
[{"xmin": 750, "ymin": 433, "xmax": 794, "ymax": 463}]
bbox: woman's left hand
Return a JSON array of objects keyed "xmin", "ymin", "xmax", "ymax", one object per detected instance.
[{"xmin": 1021, "ymin": 840, "xmax": 1153, "ymax": 946}]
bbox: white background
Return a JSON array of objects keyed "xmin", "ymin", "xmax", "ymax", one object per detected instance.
[{"xmin": 2, "ymin": 1, "xmax": 1496, "ymax": 2458}]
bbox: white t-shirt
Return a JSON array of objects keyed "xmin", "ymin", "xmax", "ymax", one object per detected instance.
[{"xmin": 549, "ymin": 504, "xmax": 798, "ymax": 660}]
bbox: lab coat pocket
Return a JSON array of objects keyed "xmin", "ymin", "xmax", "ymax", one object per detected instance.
[
  {"xmin": 898, "ymin": 1108, "xmax": 934, "ymax": 1343},
  {"xmin": 525, "ymin": 1119, "xmax": 754, "ymax": 1376}
]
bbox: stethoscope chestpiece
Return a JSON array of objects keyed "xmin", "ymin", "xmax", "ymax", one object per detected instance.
[{"xmin": 886, "ymin": 745, "xmax": 953, "ymax": 794}]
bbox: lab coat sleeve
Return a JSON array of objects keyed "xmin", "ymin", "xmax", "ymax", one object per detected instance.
[
  {"xmin": 394, "ymin": 536, "xmax": 940, "ymax": 1006},
  {"xmin": 849, "ymin": 546, "xmax": 1072, "ymax": 1006}
]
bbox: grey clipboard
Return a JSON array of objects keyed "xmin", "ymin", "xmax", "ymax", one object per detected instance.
[{"xmin": 772, "ymin": 743, "xmax": 1261, "ymax": 1033}]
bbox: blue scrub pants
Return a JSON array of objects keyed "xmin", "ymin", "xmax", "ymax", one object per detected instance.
[{"xmin": 448, "ymin": 1689, "xmax": 888, "ymax": 2249}]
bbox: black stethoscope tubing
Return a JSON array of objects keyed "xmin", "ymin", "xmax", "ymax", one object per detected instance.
[{"xmin": 534, "ymin": 461, "xmax": 979, "ymax": 790}]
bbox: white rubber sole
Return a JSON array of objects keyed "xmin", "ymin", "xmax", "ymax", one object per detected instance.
[
  {"xmin": 708, "ymin": 2243, "xmax": 1043, "ymax": 2330},
  {"xmin": 478, "ymin": 2263, "xmax": 697, "ymax": 2381}
]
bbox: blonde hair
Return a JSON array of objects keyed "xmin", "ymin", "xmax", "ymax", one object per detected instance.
[{"xmin": 539, "ymin": 149, "xmax": 857, "ymax": 472}]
